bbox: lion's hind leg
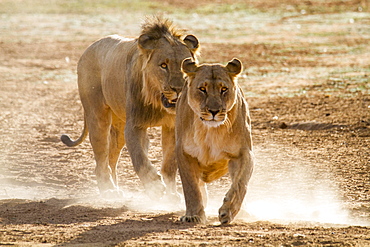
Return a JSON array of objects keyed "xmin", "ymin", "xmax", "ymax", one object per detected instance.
[
  {"xmin": 108, "ymin": 114, "xmax": 126, "ymax": 189},
  {"xmin": 84, "ymin": 102, "xmax": 118, "ymax": 196}
]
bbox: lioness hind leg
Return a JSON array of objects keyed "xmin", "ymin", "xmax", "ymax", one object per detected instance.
[
  {"xmin": 199, "ymin": 180, "xmax": 208, "ymax": 208},
  {"xmin": 180, "ymin": 215, "xmax": 206, "ymax": 224}
]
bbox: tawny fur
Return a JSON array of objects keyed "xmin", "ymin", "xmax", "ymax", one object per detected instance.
[
  {"xmin": 61, "ymin": 17, "xmax": 199, "ymax": 199},
  {"xmin": 176, "ymin": 58, "xmax": 254, "ymax": 224}
]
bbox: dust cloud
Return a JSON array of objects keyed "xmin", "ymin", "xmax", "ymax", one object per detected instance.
[
  {"xmin": 205, "ymin": 144, "xmax": 352, "ymax": 225},
  {"xmin": 114, "ymin": 143, "xmax": 354, "ymax": 226},
  {"xmin": 244, "ymin": 146, "xmax": 349, "ymax": 224},
  {"xmin": 0, "ymin": 143, "xmax": 362, "ymax": 226}
]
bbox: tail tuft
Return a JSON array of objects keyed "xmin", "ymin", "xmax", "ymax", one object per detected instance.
[
  {"xmin": 61, "ymin": 134, "xmax": 78, "ymax": 147},
  {"xmin": 61, "ymin": 118, "xmax": 88, "ymax": 147}
]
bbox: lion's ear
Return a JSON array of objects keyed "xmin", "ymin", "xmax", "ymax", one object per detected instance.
[
  {"xmin": 226, "ymin": 58, "xmax": 243, "ymax": 77},
  {"xmin": 182, "ymin": 58, "xmax": 198, "ymax": 75},
  {"xmin": 183, "ymin": 35, "xmax": 199, "ymax": 52},
  {"xmin": 138, "ymin": 34, "xmax": 157, "ymax": 50}
]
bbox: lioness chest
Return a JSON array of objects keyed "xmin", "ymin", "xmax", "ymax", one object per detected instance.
[{"xmin": 183, "ymin": 121, "xmax": 241, "ymax": 166}]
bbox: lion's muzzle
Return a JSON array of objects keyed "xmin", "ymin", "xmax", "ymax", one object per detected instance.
[{"xmin": 161, "ymin": 93, "xmax": 177, "ymax": 108}]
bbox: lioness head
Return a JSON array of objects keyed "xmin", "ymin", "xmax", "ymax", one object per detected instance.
[
  {"xmin": 181, "ymin": 58, "xmax": 243, "ymax": 127},
  {"xmin": 138, "ymin": 18, "xmax": 199, "ymax": 114}
]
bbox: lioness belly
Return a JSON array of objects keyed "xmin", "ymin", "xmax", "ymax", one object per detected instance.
[{"xmin": 200, "ymin": 160, "xmax": 229, "ymax": 183}]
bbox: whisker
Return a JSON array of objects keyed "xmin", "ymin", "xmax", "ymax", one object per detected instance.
[{"xmin": 224, "ymin": 117, "xmax": 232, "ymax": 131}]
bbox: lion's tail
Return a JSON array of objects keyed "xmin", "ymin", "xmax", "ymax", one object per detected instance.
[{"xmin": 61, "ymin": 118, "xmax": 88, "ymax": 147}]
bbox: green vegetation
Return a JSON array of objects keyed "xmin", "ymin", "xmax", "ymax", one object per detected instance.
[
  {"xmin": 2, "ymin": 0, "xmax": 367, "ymax": 15},
  {"xmin": 0, "ymin": 0, "xmax": 166, "ymax": 15}
]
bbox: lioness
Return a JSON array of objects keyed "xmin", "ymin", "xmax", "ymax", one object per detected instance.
[
  {"xmin": 176, "ymin": 58, "xmax": 254, "ymax": 224},
  {"xmin": 61, "ymin": 17, "xmax": 199, "ymax": 198}
]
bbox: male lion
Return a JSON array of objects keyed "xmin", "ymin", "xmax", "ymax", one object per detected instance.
[
  {"xmin": 61, "ymin": 17, "xmax": 199, "ymax": 198},
  {"xmin": 176, "ymin": 58, "xmax": 254, "ymax": 224}
]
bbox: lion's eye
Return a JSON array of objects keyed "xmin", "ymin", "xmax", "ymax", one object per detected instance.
[
  {"xmin": 221, "ymin": 87, "xmax": 228, "ymax": 93},
  {"xmin": 160, "ymin": 63, "xmax": 168, "ymax": 69},
  {"xmin": 199, "ymin": 87, "xmax": 207, "ymax": 93}
]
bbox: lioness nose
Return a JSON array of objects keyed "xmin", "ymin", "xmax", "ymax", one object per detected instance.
[{"xmin": 209, "ymin": 110, "xmax": 219, "ymax": 117}]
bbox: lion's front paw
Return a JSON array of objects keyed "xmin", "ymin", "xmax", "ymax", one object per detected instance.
[
  {"xmin": 143, "ymin": 180, "xmax": 166, "ymax": 200},
  {"xmin": 180, "ymin": 215, "xmax": 206, "ymax": 224},
  {"xmin": 162, "ymin": 191, "xmax": 182, "ymax": 205},
  {"xmin": 101, "ymin": 188, "xmax": 125, "ymax": 200}
]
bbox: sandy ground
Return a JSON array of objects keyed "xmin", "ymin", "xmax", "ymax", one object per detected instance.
[{"xmin": 0, "ymin": 0, "xmax": 369, "ymax": 246}]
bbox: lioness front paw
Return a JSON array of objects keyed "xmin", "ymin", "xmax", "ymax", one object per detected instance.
[
  {"xmin": 218, "ymin": 208, "xmax": 233, "ymax": 224},
  {"xmin": 180, "ymin": 215, "xmax": 206, "ymax": 224}
]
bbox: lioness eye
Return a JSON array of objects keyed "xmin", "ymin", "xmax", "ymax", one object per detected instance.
[
  {"xmin": 221, "ymin": 87, "xmax": 228, "ymax": 93},
  {"xmin": 199, "ymin": 87, "xmax": 207, "ymax": 93},
  {"xmin": 160, "ymin": 63, "xmax": 167, "ymax": 69}
]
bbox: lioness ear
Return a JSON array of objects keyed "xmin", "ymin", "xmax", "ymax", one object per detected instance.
[
  {"xmin": 183, "ymin": 35, "xmax": 199, "ymax": 52},
  {"xmin": 181, "ymin": 58, "xmax": 198, "ymax": 74},
  {"xmin": 138, "ymin": 34, "xmax": 157, "ymax": 50},
  {"xmin": 226, "ymin": 58, "xmax": 243, "ymax": 77}
]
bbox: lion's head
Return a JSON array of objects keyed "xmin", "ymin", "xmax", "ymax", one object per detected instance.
[
  {"xmin": 138, "ymin": 17, "xmax": 199, "ymax": 114},
  {"xmin": 181, "ymin": 58, "xmax": 243, "ymax": 127}
]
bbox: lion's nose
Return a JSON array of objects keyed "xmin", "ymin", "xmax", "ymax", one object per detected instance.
[
  {"xmin": 170, "ymin": 86, "xmax": 182, "ymax": 96},
  {"xmin": 209, "ymin": 110, "xmax": 219, "ymax": 117}
]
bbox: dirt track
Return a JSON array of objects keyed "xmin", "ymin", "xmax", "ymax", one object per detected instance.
[{"xmin": 0, "ymin": 0, "xmax": 369, "ymax": 246}]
